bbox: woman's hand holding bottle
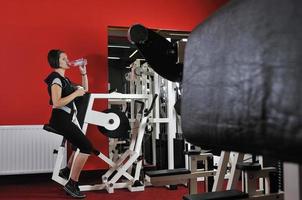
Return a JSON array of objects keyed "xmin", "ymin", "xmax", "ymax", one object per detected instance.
[
  {"xmin": 74, "ymin": 86, "xmax": 86, "ymax": 97},
  {"xmin": 68, "ymin": 58, "xmax": 87, "ymax": 75}
]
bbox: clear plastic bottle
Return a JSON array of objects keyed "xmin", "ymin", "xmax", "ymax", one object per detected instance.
[{"xmin": 68, "ymin": 58, "xmax": 87, "ymax": 67}]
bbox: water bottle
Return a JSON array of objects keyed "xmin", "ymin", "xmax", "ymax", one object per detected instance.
[{"xmin": 68, "ymin": 58, "xmax": 87, "ymax": 67}]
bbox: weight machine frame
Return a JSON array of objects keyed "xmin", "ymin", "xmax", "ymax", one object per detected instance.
[{"xmin": 52, "ymin": 93, "xmax": 150, "ymax": 193}]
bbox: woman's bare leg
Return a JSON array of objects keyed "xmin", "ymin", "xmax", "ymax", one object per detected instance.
[
  {"xmin": 67, "ymin": 151, "xmax": 75, "ymax": 169},
  {"xmin": 70, "ymin": 153, "xmax": 89, "ymax": 181}
]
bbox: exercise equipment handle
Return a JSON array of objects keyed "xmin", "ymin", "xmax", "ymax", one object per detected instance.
[
  {"xmin": 134, "ymin": 100, "xmax": 145, "ymax": 115},
  {"xmin": 144, "ymin": 94, "xmax": 158, "ymax": 117}
]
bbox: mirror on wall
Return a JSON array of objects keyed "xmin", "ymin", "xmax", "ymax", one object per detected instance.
[{"xmin": 107, "ymin": 26, "xmax": 189, "ymax": 93}]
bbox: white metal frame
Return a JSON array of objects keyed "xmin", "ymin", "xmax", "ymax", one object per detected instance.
[
  {"xmin": 51, "ymin": 93, "xmax": 149, "ymax": 193},
  {"xmin": 128, "ymin": 60, "xmax": 178, "ymax": 169}
]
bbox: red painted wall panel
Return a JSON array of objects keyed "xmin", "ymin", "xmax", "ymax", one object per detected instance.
[{"xmin": 0, "ymin": 0, "xmax": 228, "ymax": 169}]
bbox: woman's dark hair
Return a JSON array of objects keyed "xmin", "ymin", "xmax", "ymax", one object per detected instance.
[{"xmin": 47, "ymin": 49, "xmax": 64, "ymax": 68}]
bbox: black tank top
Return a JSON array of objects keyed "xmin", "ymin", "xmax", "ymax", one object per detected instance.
[{"xmin": 44, "ymin": 72, "xmax": 76, "ymax": 110}]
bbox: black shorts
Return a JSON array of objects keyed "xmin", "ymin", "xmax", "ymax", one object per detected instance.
[{"xmin": 49, "ymin": 109, "xmax": 92, "ymax": 154}]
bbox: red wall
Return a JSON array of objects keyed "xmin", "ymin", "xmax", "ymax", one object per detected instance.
[{"xmin": 0, "ymin": 0, "xmax": 228, "ymax": 169}]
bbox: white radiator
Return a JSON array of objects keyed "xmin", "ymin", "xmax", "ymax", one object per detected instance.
[{"xmin": 0, "ymin": 125, "xmax": 66, "ymax": 175}]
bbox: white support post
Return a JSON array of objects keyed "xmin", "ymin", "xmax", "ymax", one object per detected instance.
[
  {"xmin": 284, "ymin": 162, "xmax": 302, "ymax": 200},
  {"xmin": 258, "ymin": 155, "xmax": 264, "ymax": 192},
  {"xmin": 167, "ymin": 81, "xmax": 176, "ymax": 170},
  {"xmin": 226, "ymin": 152, "xmax": 244, "ymax": 190},
  {"xmin": 51, "ymin": 139, "xmax": 67, "ymax": 186},
  {"xmin": 212, "ymin": 151, "xmax": 230, "ymax": 192},
  {"xmin": 153, "ymin": 73, "xmax": 160, "ymax": 166}
]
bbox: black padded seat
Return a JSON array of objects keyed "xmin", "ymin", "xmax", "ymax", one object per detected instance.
[
  {"xmin": 236, "ymin": 162, "xmax": 261, "ymax": 171},
  {"xmin": 184, "ymin": 150, "xmax": 202, "ymax": 155},
  {"xmin": 183, "ymin": 190, "xmax": 248, "ymax": 200},
  {"xmin": 43, "ymin": 124, "xmax": 100, "ymax": 155},
  {"xmin": 145, "ymin": 168, "xmax": 190, "ymax": 177},
  {"xmin": 43, "ymin": 124, "xmax": 63, "ymax": 136},
  {"xmin": 43, "ymin": 124, "xmax": 66, "ymax": 148}
]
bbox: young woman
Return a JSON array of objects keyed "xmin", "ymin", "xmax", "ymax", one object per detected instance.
[{"xmin": 44, "ymin": 49, "xmax": 91, "ymax": 198}]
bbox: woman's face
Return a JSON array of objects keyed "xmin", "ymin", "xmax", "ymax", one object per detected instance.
[{"xmin": 59, "ymin": 52, "xmax": 70, "ymax": 69}]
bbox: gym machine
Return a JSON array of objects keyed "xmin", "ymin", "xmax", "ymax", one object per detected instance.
[
  {"xmin": 128, "ymin": 24, "xmax": 218, "ymax": 192},
  {"xmin": 44, "ymin": 92, "xmax": 155, "ymax": 193},
  {"xmin": 125, "ymin": 58, "xmax": 181, "ymax": 170},
  {"xmin": 125, "ymin": 58, "xmax": 214, "ymax": 191}
]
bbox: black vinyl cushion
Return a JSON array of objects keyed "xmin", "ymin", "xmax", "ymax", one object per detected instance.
[
  {"xmin": 182, "ymin": 0, "xmax": 302, "ymax": 163},
  {"xmin": 236, "ymin": 162, "xmax": 261, "ymax": 171},
  {"xmin": 184, "ymin": 150, "xmax": 202, "ymax": 155},
  {"xmin": 145, "ymin": 168, "xmax": 190, "ymax": 177},
  {"xmin": 183, "ymin": 190, "xmax": 248, "ymax": 200},
  {"xmin": 43, "ymin": 124, "xmax": 63, "ymax": 136}
]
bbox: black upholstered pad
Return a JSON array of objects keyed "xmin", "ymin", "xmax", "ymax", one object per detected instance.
[
  {"xmin": 184, "ymin": 150, "xmax": 202, "ymax": 155},
  {"xmin": 145, "ymin": 168, "xmax": 190, "ymax": 177},
  {"xmin": 43, "ymin": 124, "xmax": 63, "ymax": 136},
  {"xmin": 183, "ymin": 190, "xmax": 248, "ymax": 200},
  {"xmin": 236, "ymin": 162, "xmax": 261, "ymax": 171},
  {"xmin": 182, "ymin": 0, "xmax": 302, "ymax": 163}
]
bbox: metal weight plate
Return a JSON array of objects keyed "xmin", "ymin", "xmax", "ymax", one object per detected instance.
[{"xmin": 97, "ymin": 109, "xmax": 131, "ymax": 139}]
